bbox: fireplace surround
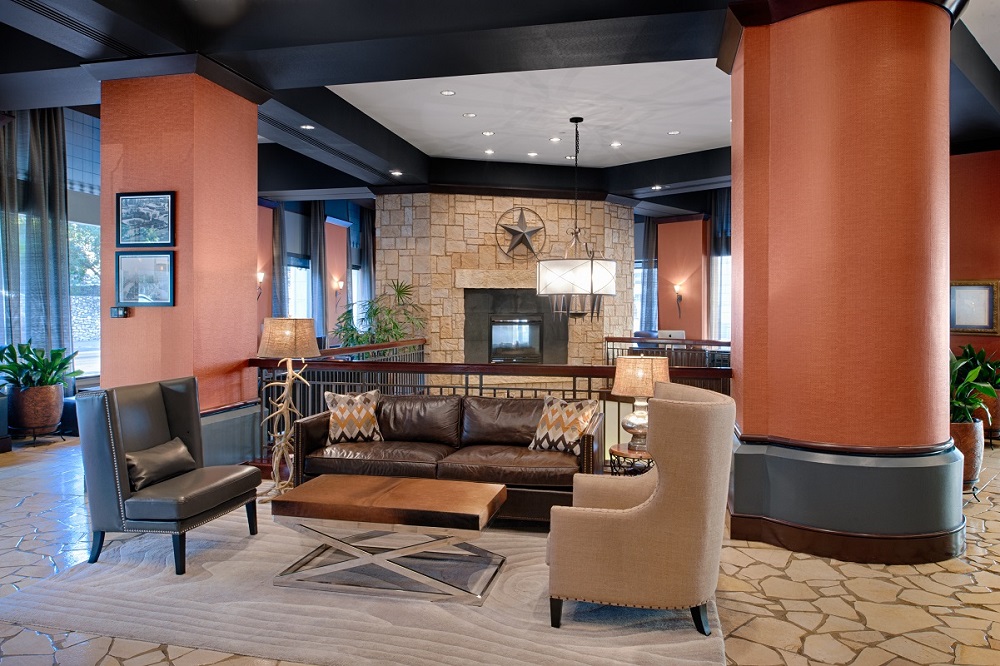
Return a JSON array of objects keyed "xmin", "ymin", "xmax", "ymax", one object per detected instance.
[{"xmin": 465, "ymin": 289, "xmax": 568, "ymax": 364}]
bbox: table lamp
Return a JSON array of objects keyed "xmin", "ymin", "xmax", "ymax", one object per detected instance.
[
  {"xmin": 257, "ymin": 317, "xmax": 322, "ymax": 496},
  {"xmin": 611, "ymin": 355, "xmax": 671, "ymax": 451}
]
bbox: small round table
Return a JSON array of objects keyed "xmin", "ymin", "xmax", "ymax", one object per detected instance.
[{"xmin": 609, "ymin": 446, "xmax": 656, "ymax": 476}]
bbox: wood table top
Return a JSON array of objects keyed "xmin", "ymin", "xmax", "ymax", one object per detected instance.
[{"xmin": 270, "ymin": 475, "xmax": 508, "ymax": 531}]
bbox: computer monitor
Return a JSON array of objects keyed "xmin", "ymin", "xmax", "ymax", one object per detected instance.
[{"xmin": 657, "ymin": 330, "xmax": 686, "ymax": 339}]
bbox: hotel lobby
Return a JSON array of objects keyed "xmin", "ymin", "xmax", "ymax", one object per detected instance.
[{"xmin": 2, "ymin": 1, "xmax": 1000, "ymax": 664}]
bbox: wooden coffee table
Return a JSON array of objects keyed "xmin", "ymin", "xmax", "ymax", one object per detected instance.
[{"xmin": 270, "ymin": 475, "xmax": 507, "ymax": 604}]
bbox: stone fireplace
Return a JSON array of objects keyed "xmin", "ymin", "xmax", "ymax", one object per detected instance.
[
  {"xmin": 374, "ymin": 192, "xmax": 634, "ymax": 365},
  {"xmin": 464, "ymin": 289, "xmax": 568, "ymax": 364}
]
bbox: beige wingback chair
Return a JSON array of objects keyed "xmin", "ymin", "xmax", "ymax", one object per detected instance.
[{"xmin": 548, "ymin": 382, "xmax": 736, "ymax": 635}]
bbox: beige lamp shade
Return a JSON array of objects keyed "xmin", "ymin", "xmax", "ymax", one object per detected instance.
[
  {"xmin": 257, "ymin": 318, "xmax": 321, "ymax": 359},
  {"xmin": 611, "ymin": 356, "xmax": 671, "ymax": 398},
  {"xmin": 537, "ymin": 257, "xmax": 617, "ymax": 296}
]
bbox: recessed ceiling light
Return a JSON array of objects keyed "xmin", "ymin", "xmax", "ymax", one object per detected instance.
[
  {"xmin": 566, "ymin": 155, "xmax": 575, "ymax": 160},
  {"xmin": 484, "ymin": 149, "xmax": 494, "ymax": 155},
  {"xmin": 482, "ymin": 131, "xmax": 494, "ymax": 136},
  {"xmin": 527, "ymin": 152, "xmax": 538, "ymax": 157},
  {"xmin": 300, "ymin": 124, "xmax": 315, "ymax": 130},
  {"xmin": 651, "ymin": 185, "xmax": 662, "ymax": 191},
  {"xmin": 463, "ymin": 113, "xmax": 476, "ymax": 118},
  {"xmin": 610, "ymin": 141, "xmax": 622, "ymax": 148},
  {"xmin": 440, "ymin": 90, "xmax": 456, "ymax": 96},
  {"xmin": 389, "ymin": 170, "xmax": 403, "ymax": 177},
  {"xmin": 549, "ymin": 137, "xmax": 561, "ymax": 143},
  {"xmin": 667, "ymin": 130, "xmax": 681, "ymax": 135}
]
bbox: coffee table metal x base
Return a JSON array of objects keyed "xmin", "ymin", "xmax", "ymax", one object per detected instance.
[{"xmin": 274, "ymin": 516, "xmax": 505, "ymax": 605}]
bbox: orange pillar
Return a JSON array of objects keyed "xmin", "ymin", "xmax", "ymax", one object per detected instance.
[
  {"xmin": 100, "ymin": 74, "xmax": 259, "ymax": 410},
  {"xmin": 730, "ymin": 1, "xmax": 961, "ymax": 562}
]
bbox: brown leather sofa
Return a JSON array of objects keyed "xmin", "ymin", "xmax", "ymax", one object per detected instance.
[{"xmin": 292, "ymin": 394, "xmax": 604, "ymax": 521}]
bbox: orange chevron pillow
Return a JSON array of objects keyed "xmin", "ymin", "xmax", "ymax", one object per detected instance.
[
  {"xmin": 325, "ymin": 390, "xmax": 383, "ymax": 443},
  {"xmin": 529, "ymin": 396, "xmax": 599, "ymax": 456}
]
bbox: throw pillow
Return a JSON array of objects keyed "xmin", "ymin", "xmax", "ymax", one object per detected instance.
[
  {"xmin": 529, "ymin": 396, "xmax": 599, "ymax": 456},
  {"xmin": 325, "ymin": 389, "xmax": 383, "ymax": 443},
  {"xmin": 125, "ymin": 437, "xmax": 197, "ymax": 491}
]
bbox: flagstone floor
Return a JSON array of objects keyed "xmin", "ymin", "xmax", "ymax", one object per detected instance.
[{"xmin": 0, "ymin": 438, "xmax": 997, "ymax": 665}]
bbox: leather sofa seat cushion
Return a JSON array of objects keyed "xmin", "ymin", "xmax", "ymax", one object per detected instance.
[
  {"xmin": 436, "ymin": 445, "xmax": 578, "ymax": 487},
  {"xmin": 124, "ymin": 465, "xmax": 261, "ymax": 521},
  {"xmin": 377, "ymin": 395, "xmax": 463, "ymax": 447},
  {"xmin": 305, "ymin": 441, "xmax": 455, "ymax": 479},
  {"xmin": 461, "ymin": 397, "xmax": 543, "ymax": 447}
]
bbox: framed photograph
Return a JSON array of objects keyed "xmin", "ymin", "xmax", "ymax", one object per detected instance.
[
  {"xmin": 116, "ymin": 251, "xmax": 175, "ymax": 307},
  {"xmin": 950, "ymin": 280, "xmax": 1000, "ymax": 335},
  {"xmin": 116, "ymin": 192, "xmax": 175, "ymax": 247}
]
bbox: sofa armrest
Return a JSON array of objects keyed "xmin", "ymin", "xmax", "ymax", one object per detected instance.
[
  {"xmin": 576, "ymin": 412, "xmax": 604, "ymax": 475},
  {"xmin": 291, "ymin": 411, "xmax": 330, "ymax": 486}
]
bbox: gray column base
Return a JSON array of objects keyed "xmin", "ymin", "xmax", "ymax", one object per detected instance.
[{"xmin": 731, "ymin": 437, "xmax": 966, "ymax": 563}]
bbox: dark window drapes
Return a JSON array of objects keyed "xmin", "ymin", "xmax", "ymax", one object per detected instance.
[
  {"xmin": 635, "ymin": 215, "xmax": 658, "ymax": 333},
  {"xmin": 707, "ymin": 187, "xmax": 732, "ymax": 341},
  {"xmin": 271, "ymin": 203, "xmax": 288, "ymax": 317},
  {"xmin": 356, "ymin": 206, "xmax": 375, "ymax": 305},
  {"xmin": 308, "ymin": 201, "xmax": 327, "ymax": 338}
]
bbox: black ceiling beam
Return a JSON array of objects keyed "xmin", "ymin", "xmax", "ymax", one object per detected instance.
[
  {"xmin": 257, "ymin": 143, "xmax": 371, "ymax": 200},
  {"xmin": 605, "ymin": 147, "xmax": 732, "ymax": 198},
  {"xmin": 211, "ymin": 10, "xmax": 728, "ymax": 89},
  {"xmin": 0, "ymin": 66, "xmax": 99, "ymax": 109}
]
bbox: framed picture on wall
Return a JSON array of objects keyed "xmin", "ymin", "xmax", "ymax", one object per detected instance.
[
  {"xmin": 115, "ymin": 251, "xmax": 175, "ymax": 307},
  {"xmin": 950, "ymin": 280, "xmax": 999, "ymax": 335},
  {"xmin": 116, "ymin": 191, "xmax": 175, "ymax": 247}
]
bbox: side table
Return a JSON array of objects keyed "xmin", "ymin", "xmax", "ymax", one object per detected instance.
[{"xmin": 609, "ymin": 446, "xmax": 655, "ymax": 476}]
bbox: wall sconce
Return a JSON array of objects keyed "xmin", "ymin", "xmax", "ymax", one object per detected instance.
[
  {"xmin": 256, "ymin": 272, "xmax": 265, "ymax": 301},
  {"xmin": 674, "ymin": 283, "xmax": 683, "ymax": 318},
  {"xmin": 334, "ymin": 278, "xmax": 345, "ymax": 309}
]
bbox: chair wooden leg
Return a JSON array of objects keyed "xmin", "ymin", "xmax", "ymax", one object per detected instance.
[
  {"xmin": 88, "ymin": 531, "xmax": 105, "ymax": 563},
  {"xmin": 691, "ymin": 603, "xmax": 711, "ymax": 636},
  {"xmin": 246, "ymin": 499, "xmax": 258, "ymax": 535},
  {"xmin": 172, "ymin": 533, "xmax": 186, "ymax": 575},
  {"xmin": 550, "ymin": 598, "xmax": 563, "ymax": 628}
]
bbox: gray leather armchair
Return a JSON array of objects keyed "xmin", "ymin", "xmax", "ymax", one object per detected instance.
[{"xmin": 77, "ymin": 377, "xmax": 261, "ymax": 574}]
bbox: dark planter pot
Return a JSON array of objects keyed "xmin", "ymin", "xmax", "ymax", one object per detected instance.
[
  {"xmin": 8, "ymin": 385, "xmax": 64, "ymax": 434},
  {"xmin": 951, "ymin": 419, "xmax": 984, "ymax": 492}
]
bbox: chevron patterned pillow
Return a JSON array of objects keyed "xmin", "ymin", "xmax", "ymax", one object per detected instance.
[
  {"xmin": 325, "ymin": 390, "xmax": 383, "ymax": 443},
  {"xmin": 529, "ymin": 396, "xmax": 599, "ymax": 456}
]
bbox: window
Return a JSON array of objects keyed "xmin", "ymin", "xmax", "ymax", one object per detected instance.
[
  {"xmin": 286, "ymin": 257, "xmax": 311, "ymax": 318},
  {"xmin": 633, "ymin": 260, "xmax": 657, "ymax": 333},
  {"xmin": 68, "ymin": 220, "xmax": 101, "ymax": 375},
  {"xmin": 710, "ymin": 255, "xmax": 732, "ymax": 341}
]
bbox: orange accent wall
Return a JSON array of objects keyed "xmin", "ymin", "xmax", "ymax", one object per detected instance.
[
  {"xmin": 950, "ymin": 150, "xmax": 1000, "ymax": 357},
  {"xmin": 100, "ymin": 74, "xmax": 259, "ymax": 410},
  {"xmin": 656, "ymin": 219, "xmax": 706, "ymax": 339},
  {"xmin": 325, "ymin": 223, "xmax": 348, "ymax": 336},
  {"xmin": 257, "ymin": 205, "xmax": 274, "ymax": 341},
  {"xmin": 732, "ymin": 2, "xmax": 950, "ymax": 447}
]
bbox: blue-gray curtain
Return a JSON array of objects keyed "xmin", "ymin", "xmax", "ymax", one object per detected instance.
[
  {"xmin": 308, "ymin": 201, "xmax": 327, "ymax": 339},
  {"xmin": 356, "ymin": 206, "xmax": 375, "ymax": 305},
  {"xmin": 0, "ymin": 113, "xmax": 19, "ymax": 346},
  {"xmin": 707, "ymin": 187, "xmax": 732, "ymax": 341},
  {"xmin": 636, "ymin": 215, "xmax": 658, "ymax": 333},
  {"xmin": 271, "ymin": 204, "xmax": 288, "ymax": 317}
]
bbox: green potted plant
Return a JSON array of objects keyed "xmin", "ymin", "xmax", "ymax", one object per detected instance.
[
  {"xmin": 949, "ymin": 350, "xmax": 996, "ymax": 492},
  {"xmin": 956, "ymin": 344, "xmax": 1000, "ymax": 435},
  {"xmin": 330, "ymin": 280, "xmax": 426, "ymax": 348},
  {"xmin": 0, "ymin": 341, "xmax": 83, "ymax": 441}
]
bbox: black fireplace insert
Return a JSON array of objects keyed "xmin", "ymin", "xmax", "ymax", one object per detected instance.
[{"xmin": 489, "ymin": 315, "xmax": 543, "ymax": 363}]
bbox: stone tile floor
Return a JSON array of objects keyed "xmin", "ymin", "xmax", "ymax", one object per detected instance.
[{"xmin": 0, "ymin": 438, "xmax": 997, "ymax": 665}]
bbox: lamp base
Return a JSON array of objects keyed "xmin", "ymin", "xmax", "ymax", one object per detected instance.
[{"xmin": 621, "ymin": 400, "xmax": 649, "ymax": 452}]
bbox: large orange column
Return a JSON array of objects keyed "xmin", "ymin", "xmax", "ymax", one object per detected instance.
[
  {"xmin": 100, "ymin": 74, "xmax": 259, "ymax": 410},
  {"xmin": 730, "ymin": 1, "xmax": 962, "ymax": 562}
]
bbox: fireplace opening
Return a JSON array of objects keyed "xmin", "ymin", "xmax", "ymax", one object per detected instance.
[{"xmin": 489, "ymin": 315, "xmax": 542, "ymax": 363}]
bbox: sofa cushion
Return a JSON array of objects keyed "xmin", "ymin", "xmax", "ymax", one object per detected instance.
[
  {"xmin": 325, "ymin": 389, "xmax": 382, "ymax": 443},
  {"xmin": 304, "ymin": 441, "xmax": 455, "ymax": 479},
  {"xmin": 377, "ymin": 395, "xmax": 463, "ymax": 447},
  {"xmin": 529, "ymin": 396, "xmax": 599, "ymax": 456},
  {"xmin": 124, "ymin": 465, "xmax": 260, "ymax": 521},
  {"xmin": 125, "ymin": 437, "xmax": 197, "ymax": 491},
  {"xmin": 437, "ymin": 445, "xmax": 578, "ymax": 487},
  {"xmin": 461, "ymin": 396, "xmax": 544, "ymax": 447}
]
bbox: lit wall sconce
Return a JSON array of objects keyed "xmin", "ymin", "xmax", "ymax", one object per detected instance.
[
  {"xmin": 256, "ymin": 272, "xmax": 265, "ymax": 301},
  {"xmin": 674, "ymin": 283, "xmax": 683, "ymax": 318},
  {"xmin": 334, "ymin": 278, "xmax": 345, "ymax": 309}
]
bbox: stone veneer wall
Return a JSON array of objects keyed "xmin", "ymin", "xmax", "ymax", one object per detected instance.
[{"xmin": 375, "ymin": 193, "xmax": 634, "ymax": 365}]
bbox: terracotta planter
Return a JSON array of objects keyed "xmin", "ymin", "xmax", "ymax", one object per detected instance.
[
  {"xmin": 973, "ymin": 394, "xmax": 1000, "ymax": 438},
  {"xmin": 7, "ymin": 385, "xmax": 64, "ymax": 434},
  {"xmin": 951, "ymin": 419, "xmax": 984, "ymax": 492}
]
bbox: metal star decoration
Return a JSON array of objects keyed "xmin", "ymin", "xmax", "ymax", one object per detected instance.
[{"xmin": 500, "ymin": 209, "xmax": 544, "ymax": 256}]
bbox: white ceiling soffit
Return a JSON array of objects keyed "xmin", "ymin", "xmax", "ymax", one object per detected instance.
[
  {"xmin": 962, "ymin": 3, "xmax": 1000, "ymax": 68},
  {"xmin": 328, "ymin": 60, "xmax": 733, "ymax": 169}
]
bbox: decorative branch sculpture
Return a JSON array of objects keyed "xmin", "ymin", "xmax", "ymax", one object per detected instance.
[{"xmin": 260, "ymin": 356, "xmax": 311, "ymax": 499}]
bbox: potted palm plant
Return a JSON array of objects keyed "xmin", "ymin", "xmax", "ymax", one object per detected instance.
[
  {"xmin": 0, "ymin": 341, "xmax": 82, "ymax": 441},
  {"xmin": 950, "ymin": 350, "xmax": 996, "ymax": 492},
  {"xmin": 957, "ymin": 344, "xmax": 1000, "ymax": 437},
  {"xmin": 330, "ymin": 280, "xmax": 426, "ymax": 347}
]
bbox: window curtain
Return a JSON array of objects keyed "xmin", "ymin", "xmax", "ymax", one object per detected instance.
[
  {"xmin": 308, "ymin": 201, "xmax": 327, "ymax": 339},
  {"xmin": 636, "ymin": 215, "xmax": 658, "ymax": 333},
  {"xmin": 0, "ymin": 109, "xmax": 73, "ymax": 351},
  {"xmin": 356, "ymin": 206, "xmax": 375, "ymax": 304},
  {"xmin": 707, "ymin": 187, "xmax": 732, "ymax": 341},
  {"xmin": 271, "ymin": 203, "xmax": 288, "ymax": 317}
]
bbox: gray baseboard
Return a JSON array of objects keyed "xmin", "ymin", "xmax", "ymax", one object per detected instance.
[{"xmin": 201, "ymin": 404, "xmax": 260, "ymax": 466}]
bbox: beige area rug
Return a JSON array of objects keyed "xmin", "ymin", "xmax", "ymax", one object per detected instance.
[{"xmin": 0, "ymin": 503, "xmax": 725, "ymax": 666}]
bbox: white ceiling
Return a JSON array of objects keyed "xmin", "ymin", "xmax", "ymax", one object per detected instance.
[{"xmin": 327, "ymin": 8, "xmax": 1000, "ymax": 171}]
